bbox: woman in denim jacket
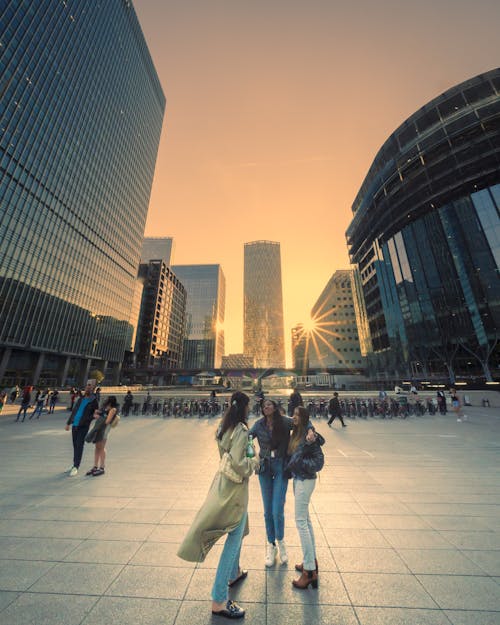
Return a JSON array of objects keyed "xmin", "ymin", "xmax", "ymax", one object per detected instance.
[{"xmin": 286, "ymin": 406, "xmax": 325, "ymax": 589}]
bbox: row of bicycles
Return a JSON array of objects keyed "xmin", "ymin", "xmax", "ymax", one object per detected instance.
[{"xmin": 120, "ymin": 395, "xmax": 445, "ymax": 419}]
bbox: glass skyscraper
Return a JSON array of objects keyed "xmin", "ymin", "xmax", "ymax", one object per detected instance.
[
  {"xmin": 244, "ymin": 241, "xmax": 285, "ymax": 368},
  {"xmin": 0, "ymin": 1, "xmax": 165, "ymax": 386},
  {"xmin": 171, "ymin": 264, "xmax": 225, "ymax": 370},
  {"xmin": 346, "ymin": 69, "xmax": 500, "ymax": 383}
]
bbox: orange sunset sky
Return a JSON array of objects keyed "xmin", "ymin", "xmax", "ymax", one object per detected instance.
[{"xmin": 134, "ymin": 0, "xmax": 499, "ymax": 366}]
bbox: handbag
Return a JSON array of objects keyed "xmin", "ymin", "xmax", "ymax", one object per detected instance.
[{"xmin": 218, "ymin": 426, "xmax": 244, "ymax": 483}]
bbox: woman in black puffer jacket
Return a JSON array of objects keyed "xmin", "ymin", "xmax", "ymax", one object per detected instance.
[{"xmin": 285, "ymin": 406, "xmax": 325, "ymax": 590}]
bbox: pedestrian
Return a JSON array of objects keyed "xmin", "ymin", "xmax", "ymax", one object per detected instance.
[
  {"xmin": 288, "ymin": 387, "xmax": 303, "ymax": 416},
  {"xmin": 64, "ymin": 380, "xmax": 99, "ymax": 476},
  {"xmin": 85, "ymin": 396, "xmax": 119, "ymax": 476},
  {"xmin": 327, "ymin": 392, "xmax": 346, "ymax": 427},
  {"xmin": 9, "ymin": 384, "xmax": 19, "ymax": 404},
  {"xmin": 48, "ymin": 389, "xmax": 59, "ymax": 414},
  {"xmin": 29, "ymin": 389, "xmax": 47, "ymax": 419},
  {"xmin": 436, "ymin": 390, "xmax": 447, "ymax": 415},
  {"xmin": 285, "ymin": 406, "xmax": 325, "ymax": 590},
  {"xmin": 0, "ymin": 391, "xmax": 7, "ymax": 413},
  {"xmin": 15, "ymin": 387, "xmax": 32, "ymax": 422},
  {"xmin": 450, "ymin": 387, "xmax": 467, "ymax": 422},
  {"xmin": 122, "ymin": 390, "xmax": 133, "ymax": 416},
  {"xmin": 177, "ymin": 391, "xmax": 259, "ymax": 620}
]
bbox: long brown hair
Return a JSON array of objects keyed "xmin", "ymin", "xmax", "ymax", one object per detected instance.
[
  {"xmin": 217, "ymin": 391, "xmax": 249, "ymax": 440},
  {"xmin": 288, "ymin": 406, "xmax": 310, "ymax": 454}
]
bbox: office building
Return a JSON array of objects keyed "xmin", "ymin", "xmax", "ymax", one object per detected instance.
[
  {"xmin": 221, "ymin": 354, "xmax": 256, "ymax": 369},
  {"xmin": 171, "ymin": 265, "xmax": 225, "ymax": 369},
  {"xmin": 134, "ymin": 261, "xmax": 186, "ymax": 375},
  {"xmin": 291, "ymin": 324, "xmax": 309, "ymax": 372},
  {"xmin": 0, "ymin": 1, "xmax": 165, "ymax": 386},
  {"xmin": 244, "ymin": 241, "xmax": 285, "ymax": 368},
  {"xmin": 307, "ymin": 270, "xmax": 362, "ymax": 370},
  {"xmin": 141, "ymin": 237, "xmax": 174, "ymax": 266},
  {"xmin": 346, "ymin": 68, "xmax": 500, "ymax": 382}
]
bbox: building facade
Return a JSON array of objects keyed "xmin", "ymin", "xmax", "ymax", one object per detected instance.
[
  {"xmin": 291, "ymin": 324, "xmax": 309, "ymax": 372},
  {"xmin": 307, "ymin": 270, "xmax": 363, "ymax": 370},
  {"xmin": 221, "ymin": 353, "xmax": 256, "ymax": 369},
  {"xmin": 244, "ymin": 241, "xmax": 285, "ymax": 368},
  {"xmin": 346, "ymin": 68, "xmax": 500, "ymax": 383},
  {"xmin": 0, "ymin": 1, "xmax": 165, "ymax": 386},
  {"xmin": 133, "ymin": 261, "xmax": 186, "ymax": 376},
  {"xmin": 140, "ymin": 237, "xmax": 174, "ymax": 267},
  {"xmin": 171, "ymin": 265, "xmax": 225, "ymax": 369}
]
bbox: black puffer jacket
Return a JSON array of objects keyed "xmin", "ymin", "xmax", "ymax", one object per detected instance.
[{"xmin": 285, "ymin": 432, "xmax": 325, "ymax": 480}]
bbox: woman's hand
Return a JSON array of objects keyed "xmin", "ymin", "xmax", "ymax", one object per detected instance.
[{"xmin": 306, "ymin": 429, "xmax": 316, "ymax": 443}]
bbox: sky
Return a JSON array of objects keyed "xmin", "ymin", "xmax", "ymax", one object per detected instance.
[{"xmin": 133, "ymin": 0, "xmax": 500, "ymax": 366}]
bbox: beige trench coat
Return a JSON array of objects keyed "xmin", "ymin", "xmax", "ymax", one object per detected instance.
[{"xmin": 177, "ymin": 422, "xmax": 259, "ymax": 562}]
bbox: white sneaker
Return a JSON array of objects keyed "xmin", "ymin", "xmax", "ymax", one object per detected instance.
[
  {"xmin": 277, "ymin": 539, "xmax": 288, "ymax": 564},
  {"xmin": 265, "ymin": 542, "xmax": 277, "ymax": 567},
  {"xmin": 67, "ymin": 466, "xmax": 75, "ymax": 473},
  {"xmin": 69, "ymin": 467, "xmax": 78, "ymax": 477},
  {"xmin": 457, "ymin": 418, "xmax": 462, "ymax": 422}
]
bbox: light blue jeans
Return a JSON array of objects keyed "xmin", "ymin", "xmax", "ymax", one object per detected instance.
[
  {"xmin": 293, "ymin": 478, "xmax": 316, "ymax": 571},
  {"xmin": 211, "ymin": 511, "xmax": 247, "ymax": 603},
  {"xmin": 258, "ymin": 457, "xmax": 288, "ymax": 543}
]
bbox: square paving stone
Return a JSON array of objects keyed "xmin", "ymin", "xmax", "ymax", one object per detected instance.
[
  {"xmin": 147, "ymin": 524, "xmax": 191, "ymax": 542},
  {"xmin": 81, "ymin": 596, "xmax": 180, "ymax": 625},
  {"xmin": 0, "ymin": 560, "xmax": 55, "ymax": 591},
  {"xmin": 381, "ymin": 529, "xmax": 453, "ymax": 549},
  {"xmin": 89, "ymin": 522, "xmax": 154, "ymax": 541},
  {"xmin": 332, "ymin": 547, "xmax": 409, "ymax": 574},
  {"xmin": 444, "ymin": 610, "xmax": 500, "ymax": 624},
  {"xmin": 185, "ymin": 567, "xmax": 266, "ymax": 603},
  {"xmin": 110, "ymin": 508, "xmax": 167, "ymax": 523},
  {"xmin": 316, "ymin": 514, "xmax": 375, "ymax": 529},
  {"xmin": 439, "ymin": 530, "xmax": 500, "ymax": 550},
  {"xmin": 0, "ymin": 536, "xmax": 82, "ymax": 560},
  {"xmin": 29, "ymin": 562, "xmax": 123, "ymax": 594},
  {"xmin": 355, "ymin": 606, "xmax": 452, "ymax": 625},
  {"xmin": 462, "ymin": 550, "xmax": 500, "ymax": 576},
  {"xmin": 324, "ymin": 528, "xmax": 391, "ymax": 548},
  {"xmin": 421, "ymin": 515, "xmax": 492, "ymax": 531},
  {"xmin": 130, "ymin": 542, "xmax": 195, "ymax": 568},
  {"xmin": 266, "ymin": 569, "xmax": 350, "ymax": 605},
  {"xmin": 267, "ymin": 602, "xmax": 358, "ymax": 625},
  {"xmin": 63, "ymin": 539, "xmax": 141, "ymax": 564},
  {"xmin": 342, "ymin": 572, "xmax": 438, "ymax": 608},
  {"xmin": 105, "ymin": 564, "xmax": 194, "ymax": 599},
  {"xmin": 0, "ymin": 592, "xmax": 97, "ymax": 625},
  {"xmin": 416, "ymin": 574, "xmax": 500, "ymax": 611},
  {"xmin": 0, "ymin": 591, "xmax": 19, "ymax": 611},
  {"xmin": 398, "ymin": 549, "xmax": 485, "ymax": 575},
  {"xmin": 367, "ymin": 515, "xmax": 431, "ymax": 530}
]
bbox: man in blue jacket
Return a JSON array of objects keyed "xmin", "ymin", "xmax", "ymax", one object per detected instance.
[{"xmin": 65, "ymin": 380, "xmax": 99, "ymax": 476}]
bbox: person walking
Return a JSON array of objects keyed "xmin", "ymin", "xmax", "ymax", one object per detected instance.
[
  {"xmin": 286, "ymin": 406, "xmax": 325, "ymax": 590},
  {"xmin": 29, "ymin": 389, "xmax": 47, "ymax": 419},
  {"xmin": 436, "ymin": 390, "xmax": 447, "ymax": 415},
  {"xmin": 122, "ymin": 390, "xmax": 133, "ymax": 416},
  {"xmin": 64, "ymin": 381, "xmax": 99, "ymax": 476},
  {"xmin": 327, "ymin": 392, "xmax": 346, "ymax": 427},
  {"xmin": 48, "ymin": 389, "xmax": 59, "ymax": 414},
  {"xmin": 288, "ymin": 388, "xmax": 303, "ymax": 416},
  {"xmin": 9, "ymin": 384, "xmax": 19, "ymax": 404},
  {"xmin": 15, "ymin": 386, "xmax": 32, "ymax": 422},
  {"xmin": 450, "ymin": 387, "xmax": 467, "ymax": 422},
  {"xmin": 85, "ymin": 396, "xmax": 118, "ymax": 476},
  {"xmin": 178, "ymin": 391, "xmax": 259, "ymax": 620}
]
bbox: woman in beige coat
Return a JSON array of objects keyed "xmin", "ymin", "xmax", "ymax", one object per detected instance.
[{"xmin": 178, "ymin": 391, "xmax": 259, "ymax": 619}]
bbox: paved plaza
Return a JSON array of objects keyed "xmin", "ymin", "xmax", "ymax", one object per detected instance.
[{"xmin": 0, "ymin": 399, "xmax": 499, "ymax": 625}]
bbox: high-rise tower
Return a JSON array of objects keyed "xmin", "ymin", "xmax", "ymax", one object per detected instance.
[
  {"xmin": 171, "ymin": 265, "xmax": 225, "ymax": 369},
  {"xmin": 0, "ymin": 1, "xmax": 165, "ymax": 386},
  {"xmin": 244, "ymin": 241, "xmax": 285, "ymax": 368}
]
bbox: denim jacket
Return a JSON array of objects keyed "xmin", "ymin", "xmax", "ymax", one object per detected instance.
[{"xmin": 249, "ymin": 416, "xmax": 293, "ymax": 459}]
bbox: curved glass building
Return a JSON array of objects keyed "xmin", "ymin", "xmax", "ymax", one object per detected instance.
[
  {"xmin": 346, "ymin": 68, "xmax": 500, "ymax": 383},
  {"xmin": 0, "ymin": 1, "xmax": 165, "ymax": 386}
]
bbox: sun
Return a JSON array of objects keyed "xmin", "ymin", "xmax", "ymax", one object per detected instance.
[{"xmin": 302, "ymin": 316, "xmax": 317, "ymax": 333}]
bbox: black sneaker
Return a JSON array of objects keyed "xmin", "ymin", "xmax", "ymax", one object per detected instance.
[
  {"xmin": 92, "ymin": 468, "xmax": 105, "ymax": 476},
  {"xmin": 86, "ymin": 467, "xmax": 98, "ymax": 476},
  {"xmin": 212, "ymin": 600, "xmax": 245, "ymax": 619}
]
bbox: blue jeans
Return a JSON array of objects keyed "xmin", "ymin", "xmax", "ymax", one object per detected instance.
[
  {"xmin": 258, "ymin": 457, "xmax": 288, "ymax": 543},
  {"xmin": 293, "ymin": 478, "xmax": 316, "ymax": 570},
  {"xmin": 212, "ymin": 511, "xmax": 247, "ymax": 603}
]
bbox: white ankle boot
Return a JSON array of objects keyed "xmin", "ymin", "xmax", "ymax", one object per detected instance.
[
  {"xmin": 265, "ymin": 542, "xmax": 277, "ymax": 567},
  {"xmin": 277, "ymin": 539, "xmax": 288, "ymax": 564}
]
